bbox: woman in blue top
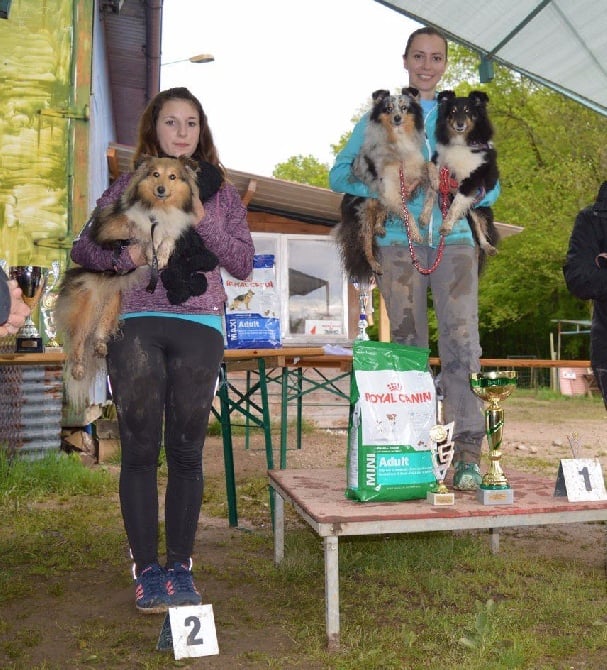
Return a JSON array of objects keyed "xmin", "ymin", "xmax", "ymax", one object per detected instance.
[{"xmin": 330, "ymin": 27, "xmax": 500, "ymax": 491}]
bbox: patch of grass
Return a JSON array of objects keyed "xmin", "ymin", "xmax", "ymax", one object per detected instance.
[
  {"xmin": 207, "ymin": 416, "xmax": 317, "ymax": 438},
  {"xmin": 0, "ymin": 449, "xmax": 115, "ymax": 504}
]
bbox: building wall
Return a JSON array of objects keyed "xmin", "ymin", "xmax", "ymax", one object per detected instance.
[{"xmin": 0, "ymin": 0, "xmax": 75, "ymax": 267}]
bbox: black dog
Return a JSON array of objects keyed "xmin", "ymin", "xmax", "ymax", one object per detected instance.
[{"xmin": 433, "ymin": 90, "xmax": 499, "ymax": 261}]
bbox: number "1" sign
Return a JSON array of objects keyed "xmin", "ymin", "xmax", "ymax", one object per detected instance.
[{"xmin": 554, "ymin": 458, "xmax": 607, "ymax": 501}]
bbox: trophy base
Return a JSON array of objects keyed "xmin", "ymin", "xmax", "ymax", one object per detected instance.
[
  {"xmin": 15, "ymin": 336, "xmax": 44, "ymax": 353},
  {"xmin": 477, "ymin": 487, "xmax": 514, "ymax": 505},
  {"xmin": 426, "ymin": 490, "xmax": 455, "ymax": 506}
]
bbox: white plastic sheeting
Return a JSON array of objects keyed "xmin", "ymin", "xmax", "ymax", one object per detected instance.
[{"xmin": 376, "ymin": 0, "xmax": 607, "ymax": 116}]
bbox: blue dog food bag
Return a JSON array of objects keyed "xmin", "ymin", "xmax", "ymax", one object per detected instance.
[
  {"xmin": 222, "ymin": 254, "xmax": 281, "ymax": 349},
  {"xmin": 346, "ymin": 340, "xmax": 437, "ymax": 502}
]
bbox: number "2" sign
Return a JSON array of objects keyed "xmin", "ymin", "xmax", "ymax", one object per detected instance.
[{"xmin": 169, "ymin": 604, "xmax": 219, "ymax": 659}]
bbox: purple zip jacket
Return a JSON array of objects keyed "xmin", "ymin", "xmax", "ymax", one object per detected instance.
[{"xmin": 71, "ymin": 173, "xmax": 255, "ymax": 316}]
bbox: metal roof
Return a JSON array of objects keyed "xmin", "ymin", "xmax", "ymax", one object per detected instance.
[{"xmin": 376, "ymin": 0, "xmax": 607, "ymax": 117}]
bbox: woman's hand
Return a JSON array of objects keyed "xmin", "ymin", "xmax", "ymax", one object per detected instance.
[
  {"xmin": 0, "ymin": 280, "xmax": 30, "ymax": 338},
  {"xmin": 128, "ymin": 243, "xmax": 148, "ymax": 267},
  {"xmin": 194, "ymin": 198, "xmax": 205, "ymax": 221}
]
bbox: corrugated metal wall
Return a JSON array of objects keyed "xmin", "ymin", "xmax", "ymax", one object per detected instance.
[{"xmin": 0, "ymin": 362, "xmax": 63, "ymax": 460}]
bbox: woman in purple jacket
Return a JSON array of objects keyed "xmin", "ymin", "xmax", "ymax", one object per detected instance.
[{"xmin": 71, "ymin": 87, "xmax": 254, "ymax": 614}]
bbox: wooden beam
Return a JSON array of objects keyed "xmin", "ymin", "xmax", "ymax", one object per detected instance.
[{"xmin": 241, "ymin": 178, "xmax": 257, "ymax": 207}]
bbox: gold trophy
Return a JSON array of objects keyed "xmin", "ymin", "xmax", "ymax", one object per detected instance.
[
  {"xmin": 426, "ymin": 422, "xmax": 455, "ymax": 505},
  {"xmin": 9, "ymin": 266, "xmax": 48, "ymax": 353},
  {"xmin": 470, "ymin": 371, "xmax": 517, "ymax": 505}
]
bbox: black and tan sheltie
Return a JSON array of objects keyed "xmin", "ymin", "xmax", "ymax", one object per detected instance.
[
  {"xmin": 336, "ymin": 87, "xmax": 437, "ymax": 278},
  {"xmin": 55, "ymin": 155, "xmax": 199, "ymax": 407},
  {"xmin": 433, "ymin": 90, "xmax": 499, "ymax": 260}
]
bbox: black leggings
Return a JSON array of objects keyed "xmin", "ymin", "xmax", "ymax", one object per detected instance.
[{"xmin": 107, "ymin": 317, "xmax": 224, "ymax": 572}]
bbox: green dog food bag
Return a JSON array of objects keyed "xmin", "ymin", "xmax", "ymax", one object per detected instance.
[{"xmin": 346, "ymin": 340, "xmax": 437, "ymax": 502}]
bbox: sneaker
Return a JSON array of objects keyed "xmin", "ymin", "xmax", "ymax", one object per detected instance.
[
  {"xmin": 453, "ymin": 461, "xmax": 482, "ymax": 491},
  {"xmin": 134, "ymin": 563, "xmax": 169, "ymax": 614},
  {"xmin": 166, "ymin": 560, "xmax": 202, "ymax": 607}
]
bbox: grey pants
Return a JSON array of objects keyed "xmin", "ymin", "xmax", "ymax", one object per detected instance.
[{"xmin": 376, "ymin": 244, "xmax": 485, "ymax": 463}]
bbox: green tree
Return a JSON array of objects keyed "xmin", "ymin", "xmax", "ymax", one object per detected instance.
[{"xmin": 272, "ymin": 155, "xmax": 330, "ymax": 188}]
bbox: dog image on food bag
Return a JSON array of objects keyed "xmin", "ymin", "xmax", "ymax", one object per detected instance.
[
  {"xmin": 55, "ymin": 155, "xmax": 200, "ymax": 407},
  {"xmin": 336, "ymin": 87, "xmax": 437, "ymax": 278}
]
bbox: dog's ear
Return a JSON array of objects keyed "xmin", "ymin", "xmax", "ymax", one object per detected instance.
[
  {"xmin": 132, "ymin": 154, "xmax": 153, "ymax": 171},
  {"xmin": 402, "ymin": 86, "xmax": 420, "ymax": 101},
  {"xmin": 437, "ymin": 90, "xmax": 455, "ymax": 105},
  {"xmin": 371, "ymin": 89, "xmax": 390, "ymax": 104},
  {"xmin": 177, "ymin": 155, "xmax": 200, "ymax": 174},
  {"xmin": 469, "ymin": 90, "xmax": 489, "ymax": 107}
]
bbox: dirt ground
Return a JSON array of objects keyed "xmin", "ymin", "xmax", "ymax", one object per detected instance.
[{"xmin": 3, "ymin": 395, "xmax": 607, "ymax": 669}]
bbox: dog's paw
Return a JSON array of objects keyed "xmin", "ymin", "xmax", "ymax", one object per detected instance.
[
  {"xmin": 426, "ymin": 162, "xmax": 439, "ymax": 191},
  {"xmin": 371, "ymin": 260, "xmax": 383, "ymax": 275},
  {"xmin": 480, "ymin": 243, "xmax": 498, "ymax": 256},
  {"xmin": 71, "ymin": 363, "xmax": 85, "ymax": 381},
  {"xmin": 439, "ymin": 217, "xmax": 456, "ymax": 237},
  {"xmin": 376, "ymin": 224, "xmax": 387, "ymax": 238},
  {"xmin": 408, "ymin": 223, "xmax": 423, "ymax": 243},
  {"xmin": 93, "ymin": 340, "xmax": 107, "ymax": 357},
  {"xmin": 418, "ymin": 212, "xmax": 430, "ymax": 228}
]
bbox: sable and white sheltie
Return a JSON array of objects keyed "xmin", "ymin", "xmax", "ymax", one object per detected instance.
[
  {"xmin": 336, "ymin": 87, "xmax": 437, "ymax": 278},
  {"xmin": 433, "ymin": 90, "xmax": 500, "ymax": 259},
  {"xmin": 55, "ymin": 154, "xmax": 199, "ymax": 408}
]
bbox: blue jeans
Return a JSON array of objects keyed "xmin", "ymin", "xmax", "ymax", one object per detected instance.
[{"xmin": 376, "ymin": 244, "xmax": 485, "ymax": 463}]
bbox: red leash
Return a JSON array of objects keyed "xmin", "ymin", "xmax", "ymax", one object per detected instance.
[{"xmin": 399, "ymin": 167, "xmax": 446, "ymax": 275}]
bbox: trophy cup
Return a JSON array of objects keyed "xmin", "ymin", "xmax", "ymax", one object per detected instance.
[
  {"xmin": 41, "ymin": 260, "xmax": 62, "ymax": 349},
  {"xmin": 470, "ymin": 371, "xmax": 517, "ymax": 505},
  {"xmin": 351, "ymin": 276, "xmax": 373, "ymax": 341},
  {"xmin": 9, "ymin": 266, "xmax": 48, "ymax": 353},
  {"xmin": 426, "ymin": 422, "xmax": 455, "ymax": 505}
]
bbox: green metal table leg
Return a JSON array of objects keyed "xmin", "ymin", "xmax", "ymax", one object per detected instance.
[
  {"xmin": 280, "ymin": 365, "xmax": 288, "ymax": 469},
  {"xmin": 296, "ymin": 367, "xmax": 303, "ymax": 451},
  {"xmin": 256, "ymin": 357, "xmax": 276, "ymax": 525},
  {"xmin": 218, "ymin": 365, "xmax": 238, "ymax": 527}
]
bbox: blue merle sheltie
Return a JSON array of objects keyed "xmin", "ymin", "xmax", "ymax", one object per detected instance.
[
  {"xmin": 336, "ymin": 87, "xmax": 437, "ymax": 278},
  {"xmin": 433, "ymin": 90, "xmax": 500, "ymax": 259}
]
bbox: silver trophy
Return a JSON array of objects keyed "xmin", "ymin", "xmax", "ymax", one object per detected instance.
[
  {"xmin": 9, "ymin": 266, "xmax": 48, "ymax": 353},
  {"xmin": 41, "ymin": 260, "xmax": 62, "ymax": 348},
  {"xmin": 351, "ymin": 276, "xmax": 373, "ymax": 341},
  {"xmin": 426, "ymin": 421, "xmax": 455, "ymax": 505}
]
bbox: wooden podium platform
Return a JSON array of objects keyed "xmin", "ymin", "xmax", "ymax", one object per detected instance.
[{"xmin": 269, "ymin": 467, "xmax": 607, "ymax": 650}]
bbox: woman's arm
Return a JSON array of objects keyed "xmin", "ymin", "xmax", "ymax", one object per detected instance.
[
  {"xmin": 563, "ymin": 206, "xmax": 607, "ymax": 302},
  {"xmin": 197, "ymin": 184, "xmax": 255, "ymax": 280},
  {"xmin": 329, "ymin": 115, "xmax": 375, "ymax": 198},
  {"xmin": 70, "ymin": 174, "xmax": 139, "ymax": 273}
]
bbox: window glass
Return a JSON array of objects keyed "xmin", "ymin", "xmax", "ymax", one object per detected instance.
[{"xmin": 252, "ymin": 233, "xmax": 349, "ymax": 344}]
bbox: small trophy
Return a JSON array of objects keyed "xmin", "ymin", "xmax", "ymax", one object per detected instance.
[
  {"xmin": 426, "ymin": 422, "xmax": 455, "ymax": 505},
  {"xmin": 351, "ymin": 276, "xmax": 373, "ymax": 341},
  {"xmin": 470, "ymin": 371, "xmax": 517, "ymax": 505},
  {"xmin": 41, "ymin": 260, "xmax": 62, "ymax": 349},
  {"xmin": 9, "ymin": 266, "xmax": 48, "ymax": 353}
]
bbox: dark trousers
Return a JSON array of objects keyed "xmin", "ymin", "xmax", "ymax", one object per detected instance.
[{"xmin": 107, "ymin": 317, "xmax": 224, "ymax": 572}]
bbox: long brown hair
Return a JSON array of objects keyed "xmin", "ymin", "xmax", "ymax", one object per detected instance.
[{"xmin": 133, "ymin": 87, "xmax": 226, "ymax": 178}]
